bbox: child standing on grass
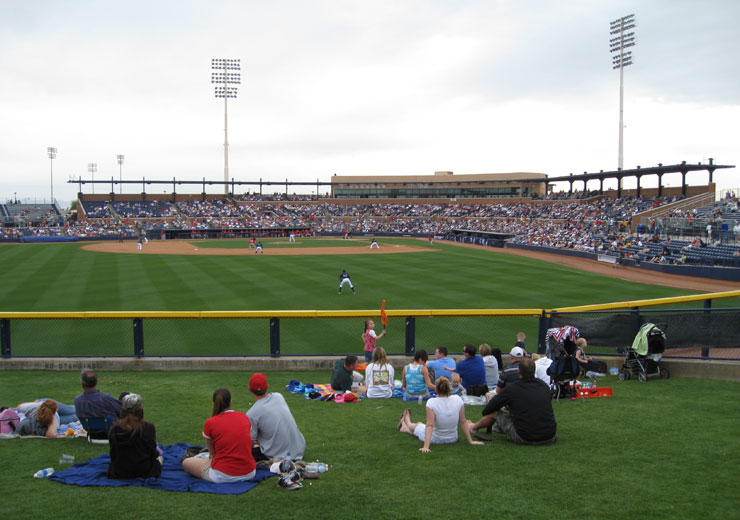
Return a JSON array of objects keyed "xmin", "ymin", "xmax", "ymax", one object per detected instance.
[
  {"xmin": 362, "ymin": 319, "xmax": 386, "ymax": 362},
  {"xmin": 515, "ymin": 332, "xmax": 526, "ymax": 353}
]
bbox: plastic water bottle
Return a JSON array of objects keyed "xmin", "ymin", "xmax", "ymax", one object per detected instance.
[
  {"xmin": 33, "ymin": 468, "xmax": 54, "ymax": 478},
  {"xmin": 305, "ymin": 462, "xmax": 328, "ymax": 473},
  {"xmin": 59, "ymin": 454, "xmax": 75, "ymax": 464},
  {"xmin": 592, "ymin": 380, "xmax": 597, "ymax": 388},
  {"xmin": 418, "ymin": 395, "xmax": 423, "ymax": 405}
]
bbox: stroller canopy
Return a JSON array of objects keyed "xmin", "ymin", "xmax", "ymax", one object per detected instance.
[{"xmin": 631, "ymin": 323, "xmax": 666, "ymax": 356}]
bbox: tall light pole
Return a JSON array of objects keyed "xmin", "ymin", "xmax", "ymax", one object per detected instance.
[
  {"xmin": 211, "ymin": 58, "xmax": 240, "ymax": 196},
  {"xmin": 610, "ymin": 14, "xmax": 636, "ymax": 173},
  {"xmin": 117, "ymin": 155, "xmax": 125, "ymax": 194},
  {"xmin": 47, "ymin": 147, "xmax": 57, "ymax": 203},
  {"xmin": 88, "ymin": 163, "xmax": 97, "ymax": 194}
]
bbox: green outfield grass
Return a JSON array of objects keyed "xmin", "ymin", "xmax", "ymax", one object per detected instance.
[
  {"xmin": 1, "ymin": 370, "xmax": 738, "ymax": 520},
  {"xmin": 0, "ymin": 237, "xmax": 723, "ymax": 356}
]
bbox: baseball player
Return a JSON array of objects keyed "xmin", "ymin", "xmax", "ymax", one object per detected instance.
[
  {"xmin": 289, "ymin": 232, "xmax": 296, "ymax": 242},
  {"xmin": 255, "ymin": 242, "xmax": 264, "ymax": 254},
  {"xmin": 338, "ymin": 269, "xmax": 355, "ymax": 294},
  {"xmin": 370, "ymin": 238, "xmax": 379, "ymax": 249}
]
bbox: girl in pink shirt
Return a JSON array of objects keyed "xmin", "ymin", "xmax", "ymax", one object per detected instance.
[{"xmin": 362, "ymin": 319, "xmax": 386, "ymax": 362}]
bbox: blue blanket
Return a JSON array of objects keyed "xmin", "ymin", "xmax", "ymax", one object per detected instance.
[{"xmin": 49, "ymin": 443, "xmax": 275, "ymax": 494}]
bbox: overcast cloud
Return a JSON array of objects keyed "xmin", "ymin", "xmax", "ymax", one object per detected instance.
[{"xmin": 0, "ymin": 0, "xmax": 738, "ymax": 207}]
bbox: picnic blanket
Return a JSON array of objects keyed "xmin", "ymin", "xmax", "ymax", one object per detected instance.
[
  {"xmin": 286, "ymin": 380, "xmax": 409, "ymax": 400},
  {"xmin": 49, "ymin": 442, "xmax": 275, "ymax": 494}
]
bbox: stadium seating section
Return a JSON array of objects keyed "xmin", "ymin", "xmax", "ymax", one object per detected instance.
[{"xmin": 4, "ymin": 192, "xmax": 740, "ymax": 267}]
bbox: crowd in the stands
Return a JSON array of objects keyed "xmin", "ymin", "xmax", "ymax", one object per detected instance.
[{"xmin": 5, "ymin": 193, "xmax": 740, "ymax": 266}]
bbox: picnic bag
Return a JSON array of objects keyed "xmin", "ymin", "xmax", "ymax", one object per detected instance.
[{"xmin": 0, "ymin": 407, "xmax": 20, "ymax": 433}]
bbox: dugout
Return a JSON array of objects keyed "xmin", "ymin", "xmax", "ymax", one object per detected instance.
[{"xmin": 446, "ymin": 229, "xmax": 515, "ymax": 248}]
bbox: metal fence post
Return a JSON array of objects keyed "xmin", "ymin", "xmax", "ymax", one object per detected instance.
[
  {"xmin": 537, "ymin": 310, "xmax": 549, "ymax": 354},
  {"xmin": 270, "ymin": 318, "xmax": 280, "ymax": 357},
  {"xmin": 701, "ymin": 300, "xmax": 711, "ymax": 358},
  {"xmin": 405, "ymin": 317, "xmax": 415, "ymax": 356},
  {"xmin": 620, "ymin": 307, "xmax": 641, "ymax": 354},
  {"xmin": 0, "ymin": 319, "xmax": 10, "ymax": 358},
  {"xmin": 133, "ymin": 318, "xmax": 145, "ymax": 357}
]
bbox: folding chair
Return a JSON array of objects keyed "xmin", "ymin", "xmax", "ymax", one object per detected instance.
[{"xmin": 79, "ymin": 416, "xmax": 115, "ymax": 445}]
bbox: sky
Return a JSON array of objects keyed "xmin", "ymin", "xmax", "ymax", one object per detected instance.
[{"xmin": 1, "ymin": 0, "xmax": 738, "ymax": 208}]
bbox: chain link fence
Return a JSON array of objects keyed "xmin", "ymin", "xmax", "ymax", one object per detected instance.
[{"xmin": 2, "ymin": 305, "xmax": 739, "ymax": 360}]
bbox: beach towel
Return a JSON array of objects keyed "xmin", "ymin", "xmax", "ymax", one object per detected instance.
[{"xmin": 50, "ymin": 443, "xmax": 275, "ymax": 494}]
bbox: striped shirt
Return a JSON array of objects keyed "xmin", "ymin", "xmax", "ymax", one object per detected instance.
[{"xmin": 74, "ymin": 389, "xmax": 122, "ymax": 422}]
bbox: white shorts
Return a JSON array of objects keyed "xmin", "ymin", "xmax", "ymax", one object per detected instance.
[{"xmin": 204, "ymin": 465, "xmax": 256, "ymax": 483}]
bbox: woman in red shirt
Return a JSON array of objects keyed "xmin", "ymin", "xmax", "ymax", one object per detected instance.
[{"xmin": 182, "ymin": 388, "xmax": 256, "ymax": 483}]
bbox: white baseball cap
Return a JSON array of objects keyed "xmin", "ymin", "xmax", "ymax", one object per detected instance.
[{"xmin": 509, "ymin": 346, "xmax": 526, "ymax": 357}]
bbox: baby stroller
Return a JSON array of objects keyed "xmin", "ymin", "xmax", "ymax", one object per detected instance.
[{"xmin": 619, "ymin": 323, "xmax": 669, "ymax": 382}]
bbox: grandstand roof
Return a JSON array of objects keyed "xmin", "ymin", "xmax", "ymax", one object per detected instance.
[{"xmin": 331, "ymin": 171, "xmax": 547, "ymax": 184}]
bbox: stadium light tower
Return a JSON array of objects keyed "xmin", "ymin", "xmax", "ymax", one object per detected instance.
[
  {"xmin": 211, "ymin": 58, "xmax": 240, "ymax": 195},
  {"xmin": 47, "ymin": 147, "xmax": 57, "ymax": 203},
  {"xmin": 88, "ymin": 163, "xmax": 97, "ymax": 194},
  {"xmin": 610, "ymin": 14, "xmax": 636, "ymax": 172},
  {"xmin": 117, "ymin": 155, "xmax": 125, "ymax": 194}
]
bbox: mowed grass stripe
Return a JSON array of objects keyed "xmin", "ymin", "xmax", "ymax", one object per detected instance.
[{"xmin": 0, "ymin": 244, "xmax": 73, "ymax": 310}]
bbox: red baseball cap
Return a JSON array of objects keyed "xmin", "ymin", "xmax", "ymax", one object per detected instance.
[{"xmin": 249, "ymin": 373, "xmax": 268, "ymax": 392}]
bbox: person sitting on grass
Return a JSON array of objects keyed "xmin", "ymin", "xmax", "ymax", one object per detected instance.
[
  {"xmin": 449, "ymin": 344, "xmax": 488, "ymax": 397},
  {"xmin": 449, "ymin": 373, "xmax": 464, "ymax": 396},
  {"xmin": 402, "ymin": 349, "xmax": 436, "ymax": 401},
  {"xmin": 74, "ymin": 369, "xmax": 122, "ymax": 439},
  {"xmin": 397, "ymin": 376, "xmax": 484, "ymax": 453},
  {"xmin": 479, "ymin": 344, "xmax": 499, "ymax": 389},
  {"xmin": 331, "ymin": 355, "xmax": 366, "ymax": 394},
  {"xmin": 574, "ymin": 338, "xmax": 607, "ymax": 375},
  {"xmin": 468, "ymin": 358, "xmax": 557, "ymax": 446},
  {"xmin": 15, "ymin": 400, "xmax": 59, "ymax": 438},
  {"xmin": 182, "ymin": 388, "xmax": 257, "ymax": 483},
  {"xmin": 364, "ymin": 347, "xmax": 395, "ymax": 399},
  {"xmin": 107, "ymin": 393, "xmax": 163, "ymax": 479},
  {"xmin": 246, "ymin": 373, "xmax": 306, "ymax": 461}
]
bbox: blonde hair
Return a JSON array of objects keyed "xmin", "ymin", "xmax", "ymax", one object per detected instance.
[
  {"xmin": 372, "ymin": 346, "xmax": 388, "ymax": 367},
  {"xmin": 576, "ymin": 338, "xmax": 587, "ymax": 348},
  {"xmin": 531, "ymin": 353, "xmax": 543, "ymax": 361},
  {"xmin": 435, "ymin": 377, "xmax": 451, "ymax": 396},
  {"xmin": 450, "ymin": 372, "xmax": 461, "ymax": 385},
  {"xmin": 517, "ymin": 332, "xmax": 526, "ymax": 340},
  {"xmin": 479, "ymin": 344, "xmax": 491, "ymax": 357}
]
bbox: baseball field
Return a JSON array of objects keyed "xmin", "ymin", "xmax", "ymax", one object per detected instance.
[{"xmin": 4, "ymin": 235, "xmax": 736, "ymax": 357}]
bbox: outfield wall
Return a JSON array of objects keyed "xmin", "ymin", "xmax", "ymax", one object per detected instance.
[
  {"xmin": 1, "ymin": 292, "xmax": 739, "ymax": 361},
  {"xmin": 2, "ymin": 355, "xmax": 738, "ymax": 382}
]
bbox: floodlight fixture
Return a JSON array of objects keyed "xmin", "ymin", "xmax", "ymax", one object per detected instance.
[
  {"xmin": 47, "ymin": 147, "xmax": 57, "ymax": 202},
  {"xmin": 609, "ymin": 13, "xmax": 637, "ymax": 173},
  {"xmin": 212, "ymin": 58, "xmax": 241, "ymax": 194},
  {"xmin": 117, "ymin": 155, "xmax": 125, "ymax": 194}
]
